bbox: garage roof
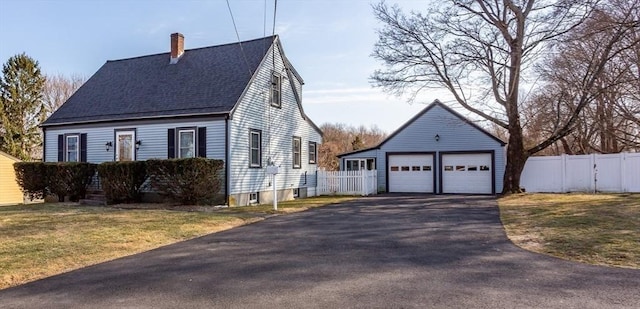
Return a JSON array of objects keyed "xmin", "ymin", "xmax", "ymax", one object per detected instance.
[{"xmin": 337, "ymin": 100, "xmax": 506, "ymax": 158}]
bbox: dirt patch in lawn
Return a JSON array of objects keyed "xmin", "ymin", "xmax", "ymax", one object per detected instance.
[{"xmin": 498, "ymin": 193, "xmax": 640, "ymax": 269}]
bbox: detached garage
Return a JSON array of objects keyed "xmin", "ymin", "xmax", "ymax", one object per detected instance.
[{"xmin": 338, "ymin": 100, "xmax": 505, "ymax": 194}]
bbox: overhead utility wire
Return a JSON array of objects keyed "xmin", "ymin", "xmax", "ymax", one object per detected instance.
[
  {"xmin": 226, "ymin": 0, "xmax": 253, "ymax": 79},
  {"xmin": 267, "ymin": 0, "xmax": 278, "ymax": 164}
]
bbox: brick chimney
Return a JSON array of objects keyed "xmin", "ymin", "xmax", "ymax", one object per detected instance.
[{"xmin": 170, "ymin": 33, "xmax": 184, "ymax": 64}]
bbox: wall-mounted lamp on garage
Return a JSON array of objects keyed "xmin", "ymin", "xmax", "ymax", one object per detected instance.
[
  {"xmin": 135, "ymin": 140, "xmax": 142, "ymax": 150},
  {"xmin": 435, "ymin": 134, "xmax": 440, "ymax": 142},
  {"xmin": 105, "ymin": 141, "xmax": 113, "ymax": 152}
]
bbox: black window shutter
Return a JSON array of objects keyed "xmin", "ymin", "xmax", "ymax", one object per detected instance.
[
  {"xmin": 80, "ymin": 133, "xmax": 88, "ymax": 162},
  {"xmin": 168, "ymin": 129, "xmax": 176, "ymax": 158},
  {"xmin": 198, "ymin": 127, "xmax": 206, "ymax": 158},
  {"xmin": 57, "ymin": 135, "xmax": 64, "ymax": 162}
]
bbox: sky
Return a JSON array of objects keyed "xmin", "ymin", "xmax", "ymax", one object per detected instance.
[{"xmin": 0, "ymin": 0, "xmax": 454, "ymax": 134}]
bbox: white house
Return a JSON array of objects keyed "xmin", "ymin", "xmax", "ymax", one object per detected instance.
[{"xmin": 42, "ymin": 33, "xmax": 322, "ymax": 206}]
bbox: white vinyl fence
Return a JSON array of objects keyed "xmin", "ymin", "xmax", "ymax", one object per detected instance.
[
  {"xmin": 317, "ymin": 170, "xmax": 378, "ymax": 196},
  {"xmin": 520, "ymin": 152, "xmax": 640, "ymax": 193}
]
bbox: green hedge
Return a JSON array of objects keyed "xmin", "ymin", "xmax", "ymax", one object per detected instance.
[
  {"xmin": 13, "ymin": 162, "xmax": 46, "ymax": 200},
  {"xmin": 13, "ymin": 162, "xmax": 97, "ymax": 202},
  {"xmin": 14, "ymin": 159, "xmax": 224, "ymax": 206},
  {"xmin": 147, "ymin": 158, "xmax": 223, "ymax": 205},
  {"xmin": 97, "ymin": 161, "xmax": 148, "ymax": 204}
]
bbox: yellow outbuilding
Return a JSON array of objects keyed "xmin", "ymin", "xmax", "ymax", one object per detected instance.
[{"xmin": 0, "ymin": 151, "xmax": 23, "ymax": 205}]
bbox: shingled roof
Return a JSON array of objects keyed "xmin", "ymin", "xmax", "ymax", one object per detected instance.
[{"xmin": 42, "ymin": 35, "xmax": 277, "ymax": 126}]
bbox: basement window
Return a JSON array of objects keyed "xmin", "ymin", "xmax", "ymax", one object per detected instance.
[{"xmin": 249, "ymin": 192, "xmax": 259, "ymax": 204}]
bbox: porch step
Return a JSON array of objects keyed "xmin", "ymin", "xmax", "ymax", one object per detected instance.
[{"xmin": 80, "ymin": 191, "xmax": 107, "ymax": 206}]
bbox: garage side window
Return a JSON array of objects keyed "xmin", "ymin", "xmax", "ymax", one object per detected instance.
[{"xmin": 480, "ymin": 165, "xmax": 490, "ymax": 171}]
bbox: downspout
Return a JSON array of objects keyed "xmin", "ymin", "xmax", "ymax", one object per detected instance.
[{"xmin": 225, "ymin": 115, "xmax": 230, "ymax": 205}]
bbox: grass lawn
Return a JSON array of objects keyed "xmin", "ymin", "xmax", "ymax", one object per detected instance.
[
  {"xmin": 0, "ymin": 195, "xmax": 355, "ymax": 289},
  {"xmin": 498, "ymin": 193, "xmax": 640, "ymax": 268}
]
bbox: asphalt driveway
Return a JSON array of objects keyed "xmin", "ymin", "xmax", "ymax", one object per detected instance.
[{"xmin": 1, "ymin": 195, "xmax": 639, "ymax": 308}]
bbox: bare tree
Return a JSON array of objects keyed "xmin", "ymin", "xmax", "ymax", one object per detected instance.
[
  {"xmin": 318, "ymin": 123, "xmax": 387, "ymax": 171},
  {"xmin": 372, "ymin": 0, "xmax": 639, "ymax": 193},
  {"xmin": 528, "ymin": 0, "xmax": 640, "ymax": 154},
  {"xmin": 42, "ymin": 73, "xmax": 86, "ymax": 117}
]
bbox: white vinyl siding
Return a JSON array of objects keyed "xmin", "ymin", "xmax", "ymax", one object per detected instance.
[
  {"xmin": 228, "ymin": 41, "xmax": 321, "ymax": 195},
  {"xmin": 44, "ymin": 117, "xmax": 226, "ymax": 163}
]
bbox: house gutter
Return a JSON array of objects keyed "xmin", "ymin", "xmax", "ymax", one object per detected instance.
[{"xmin": 41, "ymin": 111, "xmax": 229, "ymax": 128}]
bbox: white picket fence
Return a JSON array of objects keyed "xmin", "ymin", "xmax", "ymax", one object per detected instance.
[
  {"xmin": 317, "ymin": 170, "xmax": 378, "ymax": 196},
  {"xmin": 520, "ymin": 152, "xmax": 640, "ymax": 193}
]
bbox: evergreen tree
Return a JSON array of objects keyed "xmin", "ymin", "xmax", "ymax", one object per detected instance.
[{"xmin": 0, "ymin": 53, "xmax": 46, "ymax": 160}]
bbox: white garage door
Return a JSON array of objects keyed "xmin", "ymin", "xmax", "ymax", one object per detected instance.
[
  {"xmin": 388, "ymin": 154, "xmax": 434, "ymax": 193},
  {"xmin": 442, "ymin": 153, "xmax": 492, "ymax": 194}
]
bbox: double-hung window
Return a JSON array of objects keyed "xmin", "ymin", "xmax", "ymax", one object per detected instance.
[
  {"xmin": 270, "ymin": 71, "xmax": 281, "ymax": 107},
  {"xmin": 308, "ymin": 141, "xmax": 317, "ymax": 164},
  {"xmin": 178, "ymin": 129, "xmax": 196, "ymax": 158},
  {"xmin": 250, "ymin": 129, "xmax": 262, "ymax": 168},
  {"xmin": 292, "ymin": 136, "xmax": 301, "ymax": 169},
  {"xmin": 66, "ymin": 135, "xmax": 79, "ymax": 162}
]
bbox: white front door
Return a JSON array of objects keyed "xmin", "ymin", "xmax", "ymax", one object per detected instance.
[
  {"xmin": 442, "ymin": 153, "xmax": 492, "ymax": 194},
  {"xmin": 388, "ymin": 154, "xmax": 434, "ymax": 193},
  {"xmin": 115, "ymin": 130, "xmax": 135, "ymax": 161}
]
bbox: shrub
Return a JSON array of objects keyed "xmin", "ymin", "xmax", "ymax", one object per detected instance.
[
  {"xmin": 13, "ymin": 162, "xmax": 46, "ymax": 199},
  {"xmin": 97, "ymin": 161, "xmax": 148, "ymax": 204},
  {"xmin": 44, "ymin": 163, "xmax": 96, "ymax": 202},
  {"xmin": 147, "ymin": 158, "xmax": 223, "ymax": 205},
  {"xmin": 64, "ymin": 163, "xmax": 97, "ymax": 202},
  {"xmin": 44, "ymin": 164, "xmax": 69, "ymax": 202},
  {"xmin": 14, "ymin": 162, "xmax": 96, "ymax": 202}
]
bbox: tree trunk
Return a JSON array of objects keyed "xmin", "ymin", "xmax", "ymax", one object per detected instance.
[{"xmin": 502, "ymin": 127, "xmax": 528, "ymax": 194}]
